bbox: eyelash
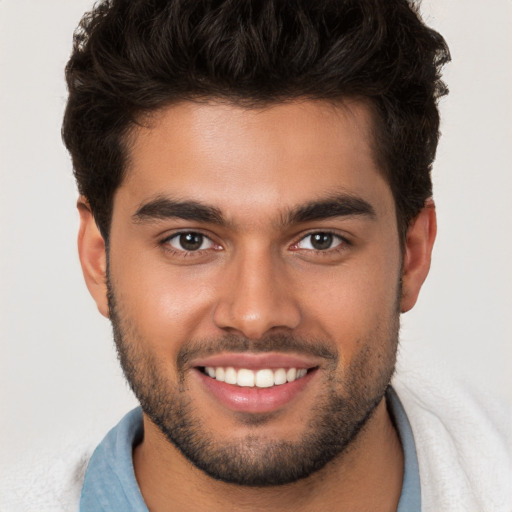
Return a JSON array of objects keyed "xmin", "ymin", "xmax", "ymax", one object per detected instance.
[
  {"xmin": 291, "ymin": 231, "xmax": 350, "ymax": 255},
  {"xmin": 160, "ymin": 231, "xmax": 220, "ymax": 256},
  {"xmin": 159, "ymin": 230, "xmax": 350, "ymax": 257}
]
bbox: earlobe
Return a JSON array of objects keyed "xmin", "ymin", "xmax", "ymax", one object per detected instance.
[
  {"xmin": 400, "ymin": 199, "xmax": 437, "ymax": 313},
  {"xmin": 77, "ymin": 197, "xmax": 110, "ymax": 318}
]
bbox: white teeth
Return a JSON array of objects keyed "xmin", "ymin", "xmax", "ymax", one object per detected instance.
[
  {"xmin": 204, "ymin": 366, "xmax": 310, "ymax": 388},
  {"xmin": 274, "ymin": 368, "xmax": 287, "ymax": 385},
  {"xmin": 286, "ymin": 368, "xmax": 297, "ymax": 382},
  {"xmin": 255, "ymin": 369, "xmax": 274, "ymax": 388},
  {"xmin": 224, "ymin": 367, "xmax": 237, "ymax": 385},
  {"xmin": 237, "ymin": 368, "xmax": 255, "ymax": 387}
]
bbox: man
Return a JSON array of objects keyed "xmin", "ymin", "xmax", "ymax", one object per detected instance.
[{"xmin": 4, "ymin": 1, "xmax": 510, "ymax": 511}]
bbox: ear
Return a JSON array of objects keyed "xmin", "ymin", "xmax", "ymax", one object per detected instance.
[
  {"xmin": 77, "ymin": 197, "xmax": 110, "ymax": 318},
  {"xmin": 400, "ymin": 199, "xmax": 437, "ymax": 313}
]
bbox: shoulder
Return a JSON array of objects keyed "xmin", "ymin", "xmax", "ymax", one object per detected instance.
[{"xmin": 392, "ymin": 350, "xmax": 512, "ymax": 512}]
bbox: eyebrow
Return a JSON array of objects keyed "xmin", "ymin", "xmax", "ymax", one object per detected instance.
[
  {"xmin": 132, "ymin": 193, "xmax": 376, "ymax": 226},
  {"xmin": 133, "ymin": 197, "xmax": 224, "ymax": 224},
  {"xmin": 283, "ymin": 194, "xmax": 376, "ymax": 225}
]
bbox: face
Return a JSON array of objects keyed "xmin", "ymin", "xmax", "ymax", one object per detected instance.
[{"xmin": 90, "ymin": 100, "xmax": 410, "ymax": 485}]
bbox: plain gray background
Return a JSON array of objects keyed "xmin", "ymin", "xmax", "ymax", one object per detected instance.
[{"xmin": 1, "ymin": 0, "xmax": 511, "ymax": 471}]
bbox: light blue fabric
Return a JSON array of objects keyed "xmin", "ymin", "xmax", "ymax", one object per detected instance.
[
  {"xmin": 389, "ymin": 387, "xmax": 422, "ymax": 512},
  {"xmin": 80, "ymin": 408, "xmax": 148, "ymax": 512},
  {"xmin": 80, "ymin": 388, "xmax": 420, "ymax": 511}
]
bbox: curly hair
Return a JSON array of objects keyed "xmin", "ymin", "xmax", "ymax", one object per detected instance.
[{"xmin": 62, "ymin": 0, "xmax": 450, "ymax": 241}]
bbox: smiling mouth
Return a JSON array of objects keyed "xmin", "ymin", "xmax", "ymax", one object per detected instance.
[{"xmin": 199, "ymin": 366, "xmax": 313, "ymax": 388}]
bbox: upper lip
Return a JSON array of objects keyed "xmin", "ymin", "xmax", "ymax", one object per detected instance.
[{"xmin": 190, "ymin": 352, "xmax": 321, "ymax": 370}]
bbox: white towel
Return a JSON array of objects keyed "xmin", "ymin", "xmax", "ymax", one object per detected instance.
[{"xmin": 393, "ymin": 347, "xmax": 512, "ymax": 512}]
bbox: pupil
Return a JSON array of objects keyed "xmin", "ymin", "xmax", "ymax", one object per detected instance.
[
  {"xmin": 180, "ymin": 233, "xmax": 203, "ymax": 251},
  {"xmin": 311, "ymin": 233, "xmax": 332, "ymax": 250}
]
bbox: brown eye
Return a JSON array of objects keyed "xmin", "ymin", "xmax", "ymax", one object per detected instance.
[
  {"xmin": 310, "ymin": 233, "xmax": 333, "ymax": 250},
  {"xmin": 167, "ymin": 232, "xmax": 213, "ymax": 251},
  {"xmin": 296, "ymin": 232, "xmax": 343, "ymax": 251},
  {"xmin": 180, "ymin": 233, "xmax": 203, "ymax": 250}
]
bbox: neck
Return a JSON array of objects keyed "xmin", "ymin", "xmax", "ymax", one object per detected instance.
[{"xmin": 133, "ymin": 397, "xmax": 404, "ymax": 512}]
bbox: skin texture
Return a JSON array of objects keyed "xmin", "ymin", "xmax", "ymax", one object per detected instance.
[{"xmin": 78, "ymin": 99, "xmax": 436, "ymax": 511}]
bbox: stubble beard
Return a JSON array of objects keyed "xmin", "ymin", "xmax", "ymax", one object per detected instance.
[{"xmin": 107, "ymin": 278, "xmax": 400, "ymax": 487}]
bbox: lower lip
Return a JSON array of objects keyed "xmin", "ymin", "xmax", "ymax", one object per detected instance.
[{"xmin": 194, "ymin": 368, "xmax": 316, "ymax": 413}]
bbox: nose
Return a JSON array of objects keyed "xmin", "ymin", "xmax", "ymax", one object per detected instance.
[{"xmin": 213, "ymin": 247, "xmax": 302, "ymax": 339}]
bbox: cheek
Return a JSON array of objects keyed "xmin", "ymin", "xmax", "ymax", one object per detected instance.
[
  {"xmin": 296, "ymin": 253, "xmax": 401, "ymax": 352},
  {"xmin": 109, "ymin": 248, "xmax": 219, "ymax": 356}
]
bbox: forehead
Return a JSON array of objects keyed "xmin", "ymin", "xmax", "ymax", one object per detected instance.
[{"xmin": 118, "ymin": 99, "xmax": 393, "ymax": 224}]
